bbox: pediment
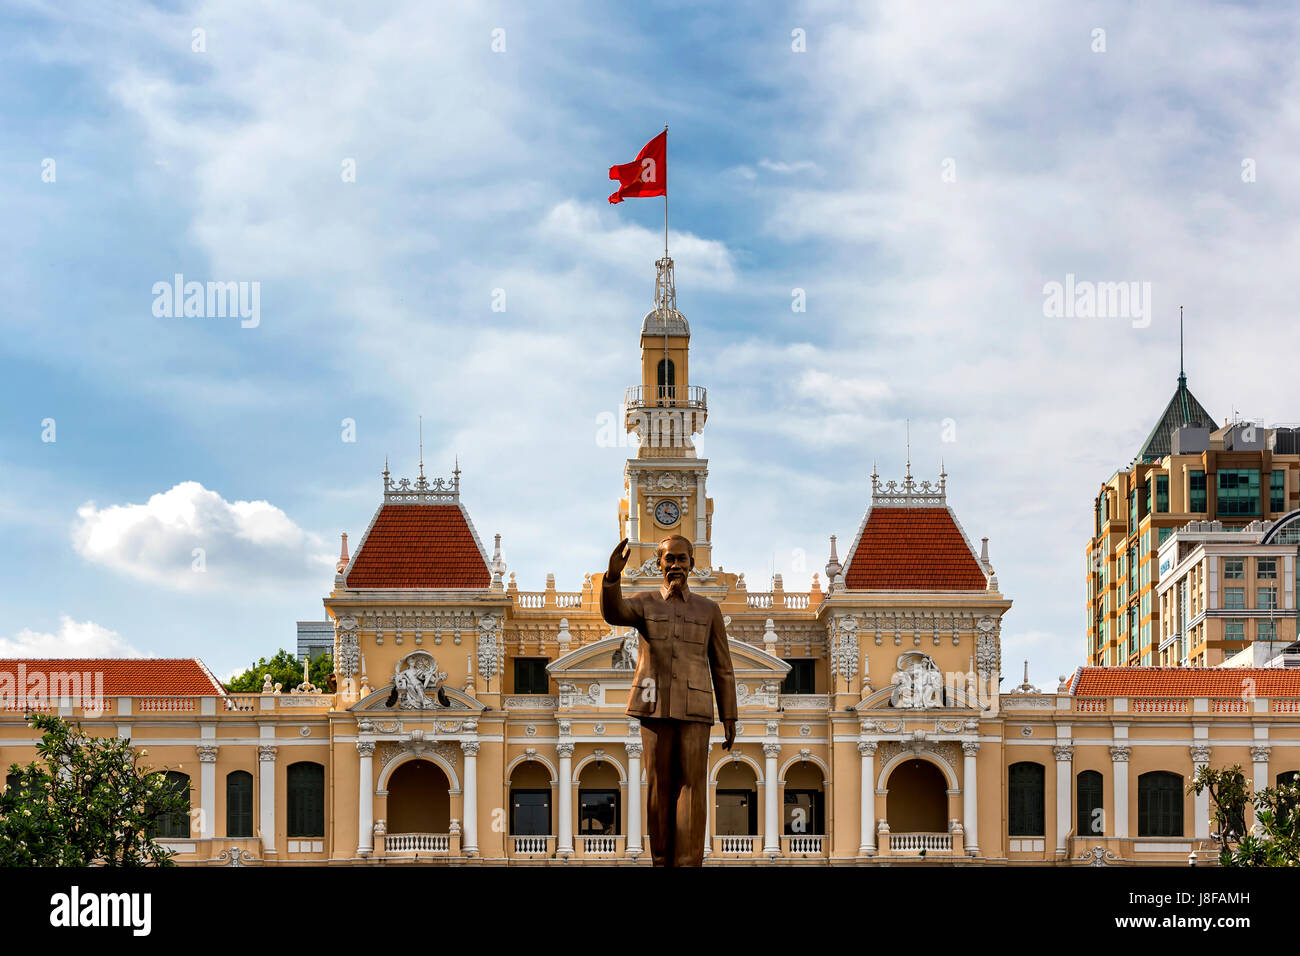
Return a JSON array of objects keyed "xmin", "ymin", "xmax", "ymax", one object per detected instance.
[
  {"xmin": 349, "ymin": 684, "xmax": 485, "ymax": 713},
  {"xmin": 856, "ymin": 684, "xmax": 983, "ymax": 711},
  {"xmin": 548, "ymin": 635, "xmax": 791, "ymax": 679}
]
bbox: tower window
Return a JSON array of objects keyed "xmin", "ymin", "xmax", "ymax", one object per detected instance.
[{"xmin": 656, "ymin": 358, "xmax": 675, "ymax": 404}]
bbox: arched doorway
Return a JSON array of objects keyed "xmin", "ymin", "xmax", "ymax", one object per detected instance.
[
  {"xmin": 387, "ymin": 759, "xmax": 451, "ymax": 834},
  {"xmin": 886, "ymin": 758, "xmax": 947, "ymax": 832},
  {"xmin": 715, "ymin": 762, "xmax": 758, "ymax": 837},
  {"xmin": 509, "ymin": 762, "xmax": 552, "ymax": 839},
  {"xmin": 783, "ymin": 762, "xmax": 825, "ymax": 836}
]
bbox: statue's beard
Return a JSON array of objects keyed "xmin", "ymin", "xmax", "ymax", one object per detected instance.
[{"xmin": 665, "ymin": 570, "xmax": 687, "ymax": 594}]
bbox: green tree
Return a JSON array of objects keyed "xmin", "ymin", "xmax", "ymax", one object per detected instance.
[
  {"xmin": 0, "ymin": 713, "xmax": 190, "ymax": 866},
  {"xmin": 226, "ymin": 648, "xmax": 333, "ymax": 693},
  {"xmin": 1190, "ymin": 764, "xmax": 1300, "ymax": 866}
]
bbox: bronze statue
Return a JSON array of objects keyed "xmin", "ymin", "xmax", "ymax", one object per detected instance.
[{"xmin": 601, "ymin": 534, "xmax": 737, "ymax": 866}]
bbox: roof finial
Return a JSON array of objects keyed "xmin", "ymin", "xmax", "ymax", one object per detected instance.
[
  {"xmin": 905, "ymin": 419, "xmax": 911, "ymax": 480},
  {"xmin": 1178, "ymin": 305, "xmax": 1185, "ymax": 387},
  {"xmin": 418, "ymin": 415, "xmax": 424, "ymax": 479},
  {"xmin": 453, "ymin": 454, "xmax": 461, "ymax": 492}
]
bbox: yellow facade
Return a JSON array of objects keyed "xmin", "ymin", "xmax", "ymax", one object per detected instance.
[{"xmin": 4, "ymin": 258, "xmax": 1300, "ymax": 867}]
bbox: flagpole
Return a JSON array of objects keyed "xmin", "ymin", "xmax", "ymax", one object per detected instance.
[{"xmin": 663, "ymin": 124, "xmax": 669, "ymax": 259}]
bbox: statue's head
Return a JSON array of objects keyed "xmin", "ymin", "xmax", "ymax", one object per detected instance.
[{"xmin": 657, "ymin": 535, "xmax": 693, "ymax": 593}]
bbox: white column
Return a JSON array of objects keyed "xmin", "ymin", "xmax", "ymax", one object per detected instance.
[
  {"xmin": 1110, "ymin": 745, "xmax": 1130, "ymax": 839},
  {"xmin": 357, "ymin": 741, "xmax": 375, "ymax": 856},
  {"xmin": 557, "ymin": 742, "xmax": 574, "ymax": 854},
  {"xmin": 196, "ymin": 745, "xmax": 218, "ymax": 840},
  {"xmin": 1054, "ymin": 745, "xmax": 1072, "ymax": 857},
  {"xmin": 1191, "ymin": 745, "xmax": 1210, "ymax": 841},
  {"xmin": 1251, "ymin": 745, "xmax": 1271, "ymax": 836},
  {"xmin": 695, "ymin": 474, "xmax": 706, "ymax": 544},
  {"xmin": 461, "ymin": 741, "xmax": 480, "ymax": 855},
  {"xmin": 258, "ymin": 744, "xmax": 277, "ymax": 854},
  {"xmin": 625, "ymin": 740, "xmax": 642, "ymax": 857},
  {"xmin": 704, "ymin": 743, "xmax": 714, "ymax": 858},
  {"xmin": 961, "ymin": 740, "xmax": 980, "ymax": 855},
  {"xmin": 859, "ymin": 741, "xmax": 877, "ymax": 855},
  {"xmin": 763, "ymin": 742, "xmax": 780, "ymax": 854},
  {"xmin": 627, "ymin": 473, "xmax": 639, "ymax": 542}
]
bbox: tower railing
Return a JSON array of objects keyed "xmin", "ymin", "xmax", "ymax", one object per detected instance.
[{"xmin": 624, "ymin": 385, "xmax": 707, "ymax": 411}]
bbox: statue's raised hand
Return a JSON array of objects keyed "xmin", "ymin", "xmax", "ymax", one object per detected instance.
[{"xmin": 607, "ymin": 537, "xmax": 630, "ymax": 580}]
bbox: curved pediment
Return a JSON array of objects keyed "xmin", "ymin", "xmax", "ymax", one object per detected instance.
[
  {"xmin": 548, "ymin": 635, "xmax": 791, "ymax": 678},
  {"xmin": 856, "ymin": 683, "xmax": 983, "ymax": 711},
  {"xmin": 350, "ymin": 684, "xmax": 485, "ymax": 713}
]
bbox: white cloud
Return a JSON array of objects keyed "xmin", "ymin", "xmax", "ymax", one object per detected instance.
[
  {"xmin": 73, "ymin": 481, "xmax": 332, "ymax": 591},
  {"xmin": 758, "ymin": 159, "xmax": 820, "ymax": 176},
  {"xmin": 0, "ymin": 617, "xmax": 146, "ymax": 658}
]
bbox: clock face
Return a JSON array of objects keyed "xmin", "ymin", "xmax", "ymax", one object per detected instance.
[{"xmin": 654, "ymin": 499, "xmax": 680, "ymax": 526}]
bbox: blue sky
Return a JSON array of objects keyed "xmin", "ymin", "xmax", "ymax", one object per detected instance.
[{"xmin": 2, "ymin": 0, "xmax": 1297, "ymax": 684}]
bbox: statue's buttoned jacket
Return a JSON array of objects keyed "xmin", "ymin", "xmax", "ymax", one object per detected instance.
[{"xmin": 600, "ymin": 577, "xmax": 738, "ymax": 723}]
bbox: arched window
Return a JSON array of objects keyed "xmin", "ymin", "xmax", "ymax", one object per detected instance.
[
  {"xmin": 226, "ymin": 770, "xmax": 254, "ymax": 838},
  {"xmin": 1137, "ymin": 771, "xmax": 1184, "ymax": 837},
  {"xmin": 1076, "ymin": 770, "xmax": 1104, "ymax": 837},
  {"xmin": 1008, "ymin": 762, "xmax": 1045, "ymax": 836},
  {"xmin": 286, "ymin": 762, "xmax": 324, "ymax": 838},
  {"xmin": 656, "ymin": 358, "xmax": 675, "ymax": 404},
  {"xmin": 150, "ymin": 771, "xmax": 191, "ymax": 839}
]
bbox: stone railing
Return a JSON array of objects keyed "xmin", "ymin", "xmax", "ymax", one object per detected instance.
[
  {"xmin": 1210, "ymin": 697, "xmax": 1251, "ymax": 714},
  {"xmin": 1074, "ymin": 698, "xmax": 1108, "ymax": 713},
  {"xmin": 385, "ymin": 833, "xmax": 450, "ymax": 853},
  {"xmin": 577, "ymin": 835, "xmax": 620, "ymax": 855},
  {"xmin": 716, "ymin": 835, "xmax": 757, "ymax": 854},
  {"xmin": 221, "ymin": 694, "xmax": 261, "ymax": 712},
  {"xmin": 514, "ymin": 592, "xmax": 546, "ymax": 609},
  {"xmin": 512, "ymin": 835, "xmax": 553, "ymax": 854},
  {"xmin": 136, "ymin": 696, "xmax": 197, "ymax": 713},
  {"xmin": 556, "ymin": 592, "xmax": 583, "ymax": 609},
  {"xmin": 1274, "ymin": 699, "xmax": 1300, "ymax": 713},
  {"xmin": 888, "ymin": 832, "xmax": 952, "ymax": 854},
  {"xmin": 1132, "ymin": 698, "xmax": 1187, "ymax": 714},
  {"xmin": 783, "ymin": 835, "xmax": 825, "ymax": 854}
]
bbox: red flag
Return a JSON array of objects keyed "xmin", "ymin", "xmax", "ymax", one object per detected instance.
[{"xmin": 608, "ymin": 130, "xmax": 667, "ymax": 204}]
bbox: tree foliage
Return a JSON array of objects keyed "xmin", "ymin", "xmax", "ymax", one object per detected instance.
[
  {"xmin": 225, "ymin": 648, "xmax": 333, "ymax": 693},
  {"xmin": 0, "ymin": 713, "xmax": 190, "ymax": 866},
  {"xmin": 1190, "ymin": 764, "xmax": 1300, "ymax": 866}
]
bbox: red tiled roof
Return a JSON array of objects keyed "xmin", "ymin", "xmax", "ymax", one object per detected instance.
[
  {"xmin": 345, "ymin": 504, "xmax": 489, "ymax": 589},
  {"xmin": 1071, "ymin": 667, "xmax": 1300, "ymax": 697},
  {"xmin": 0, "ymin": 659, "xmax": 224, "ymax": 695},
  {"xmin": 842, "ymin": 508, "xmax": 988, "ymax": 590}
]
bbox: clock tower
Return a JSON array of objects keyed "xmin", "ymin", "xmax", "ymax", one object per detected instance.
[{"xmin": 618, "ymin": 255, "xmax": 714, "ymax": 577}]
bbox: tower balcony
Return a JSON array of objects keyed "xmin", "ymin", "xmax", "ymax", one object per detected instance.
[
  {"xmin": 624, "ymin": 386, "xmax": 708, "ymax": 448},
  {"xmin": 624, "ymin": 384, "xmax": 707, "ymax": 412}
]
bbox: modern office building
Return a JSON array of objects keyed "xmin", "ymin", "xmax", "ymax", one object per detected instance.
[{"xmin": 1085, "ymin": 358, "xmax": 1299, "ymax": 667}]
